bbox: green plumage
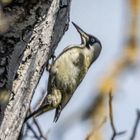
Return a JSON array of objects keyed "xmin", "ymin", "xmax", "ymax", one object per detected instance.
[{"xmin": 26, "ymin": 22, "xmax": 102, "ymax": 122}]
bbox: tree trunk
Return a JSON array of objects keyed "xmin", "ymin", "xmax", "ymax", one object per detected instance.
[{"xmin": 0, "ymin": 0, "xmax": 71, "ymax": 139}]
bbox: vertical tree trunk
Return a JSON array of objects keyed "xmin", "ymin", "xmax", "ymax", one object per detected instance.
[{"xmin": 0, "ymin": 0, "xmax": 71, "ymax": 139}]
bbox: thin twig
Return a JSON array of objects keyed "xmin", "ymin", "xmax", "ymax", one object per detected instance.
[
  {"xmin": 26, "ymin": 122, "xmax": 40, "ymax": 140},
  {"xmin": 109, "ymin": 90, "xmax": 126, "ymax": 140},
  {"xmin": 33, "ymin": 117, "xmax": 48, "ymax": 140},
  {"xmin": 23, "ymin": 108, "xmax": 47, "ymax": 140},
  {"xmin": 130, "ymin": 110, "xmax": 140, "ymax": 140},
  {"xmin": 28, "ymin": 108, "xmax": 47, "ymax": 140}
]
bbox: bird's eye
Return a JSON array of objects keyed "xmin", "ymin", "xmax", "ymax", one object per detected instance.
[
  {"xmin": 91, "ymin": 38, "xmax": 95, "ymax": 43},
  {"xmin": 89, "ymin": 38, "xmax": 95, "ymax": 46},
  {"xmin": 87, "ymin": 36, "xmax": 97, "ymax": 48}
]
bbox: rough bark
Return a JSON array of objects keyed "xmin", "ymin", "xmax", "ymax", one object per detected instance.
[{"xmin": 0, "ymin": 0, "xmax": 71, "ymax": 139}]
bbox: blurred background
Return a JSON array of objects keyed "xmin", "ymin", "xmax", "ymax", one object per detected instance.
[{"xmin": 26, "ymin": 0, "xmax": 140, "ymax": 140}]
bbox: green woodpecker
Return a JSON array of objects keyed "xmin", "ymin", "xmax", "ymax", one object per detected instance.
[{"xmin": 26, "ymin": 22, "xmax": 102, "ymax": 122}]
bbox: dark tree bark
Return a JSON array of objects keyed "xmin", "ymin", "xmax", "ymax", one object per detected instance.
[{"xmin": 0, "ymin": 0, "xmax": 71, "ymax": 139}]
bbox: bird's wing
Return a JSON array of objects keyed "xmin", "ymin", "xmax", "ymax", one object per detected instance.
[
  {"xmin": 47, "ymin": 47, "xmax": 87, "ymax": 107},
  {"xmin": 47, "ymin": 72, "xmax": 56, "ymax": 95}
]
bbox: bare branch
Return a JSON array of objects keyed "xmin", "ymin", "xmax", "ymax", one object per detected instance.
[
  {"xmin": 26, "ymin": 122, "xmax": 40, "ymax": 140},
  {"xmin": 21, "ymin": 108, "xmax": 47, "ymax": 140},
  {"xmin": 130, "ymin": 110, "xmax": 140, "ymax": 140},
  {"xmin": 109, "ymin": 90, "xmax": 126, "ymax": 140},
  {"xmin": 32, "ymin": 117, "xmax": 47, "ymax": 140}
]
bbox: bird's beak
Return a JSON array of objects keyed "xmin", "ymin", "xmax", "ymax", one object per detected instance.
[{"xmin": 72, "ymin": 22, "xmax": 89, "ymax": 44}]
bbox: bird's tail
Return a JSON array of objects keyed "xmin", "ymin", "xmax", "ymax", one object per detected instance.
[
  {"xmin": 53, "ymin": 105, "xmax": 62, "ymax": 122},
  {"xmin": 24, "ymin": 104, "xmax": 53, "ymax": 122}
]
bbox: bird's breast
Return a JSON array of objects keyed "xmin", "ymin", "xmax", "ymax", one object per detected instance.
[{"xmin": 51, "ymin": 49, "xmax": 83, "ymax": 90}]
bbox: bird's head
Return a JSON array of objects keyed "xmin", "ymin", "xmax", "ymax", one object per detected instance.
[{"xmin": 72, "ymin": 22, "xmax": 102, "ymax": 61}]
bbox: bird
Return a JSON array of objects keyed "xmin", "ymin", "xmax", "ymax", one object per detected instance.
[{"xmin": 25, "ymin": 22, "xmax": 102, "ymax": 122}]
